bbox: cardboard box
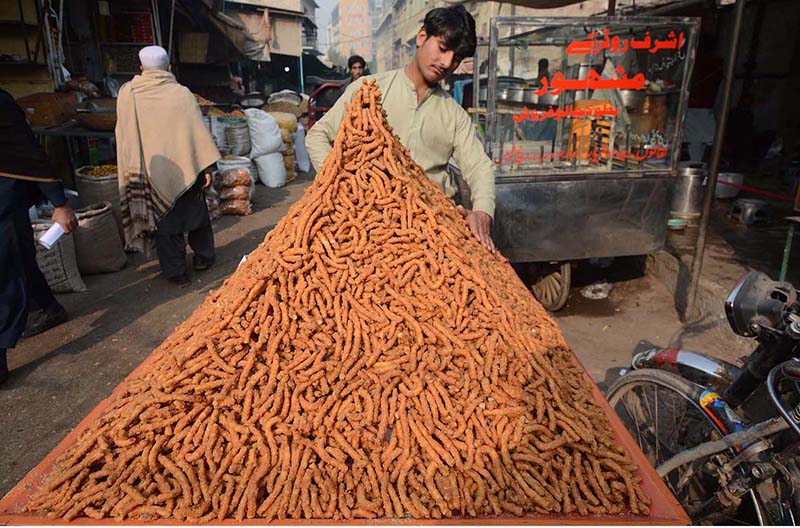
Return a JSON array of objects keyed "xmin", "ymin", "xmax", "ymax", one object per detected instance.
[{"xmin": 15, "ymin": 91, "xmax": 80, "ymax": 127}]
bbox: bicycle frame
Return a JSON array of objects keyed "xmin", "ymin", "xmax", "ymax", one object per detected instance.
[
  {"xmin": 625, "ymin": 351, "xmax": 800, "ymax": 524},
  {"xmin": 632, "ymin": 345, "xmax": 743, "ymax": 392},
  {"xmin": 630, "ymin": 346, "xmax": 746, "ymax": 434}
]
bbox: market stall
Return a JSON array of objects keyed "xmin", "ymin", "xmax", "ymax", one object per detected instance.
[{"xmin": 473, "ymin": 16, "xmax": 699, "ymax": 310}]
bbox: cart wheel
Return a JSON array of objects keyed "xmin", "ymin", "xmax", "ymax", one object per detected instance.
[{"xmin": 529, "ymin": 262, "xmax": 571, "ymax": 312}]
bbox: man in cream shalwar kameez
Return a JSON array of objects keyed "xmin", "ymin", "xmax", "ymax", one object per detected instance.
[{"xmin": 116, "ymin": 46, "xmax": 220, "ymax": 286}]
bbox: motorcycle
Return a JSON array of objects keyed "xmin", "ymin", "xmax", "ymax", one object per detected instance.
[{"xmin": 607, "ymin": 271, "xmax": 800, "ymax": 524}]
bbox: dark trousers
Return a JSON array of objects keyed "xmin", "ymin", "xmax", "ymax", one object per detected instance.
[
  {"xmin": 155, "ymin": 224, "xmax": 215, "ymax": 278},
  {"xmin": 154, "ymin": 176, "xmax": 215, "ymax": 279},
  {"xmin": 0, "ymin": 177, "xmax": 58, "ymax": 349}
]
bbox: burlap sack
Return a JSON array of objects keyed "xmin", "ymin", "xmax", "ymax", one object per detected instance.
[
  {"xmin": 32, "ymin": 220, "xmax": 87, "ymax": 293},
  {"xmin": 74, "ymin": 167, "xmax": 123, "ymax": 239},
  {"xmin": 73, "ymin": 201, "xmax": 127, "ymax": 274}
]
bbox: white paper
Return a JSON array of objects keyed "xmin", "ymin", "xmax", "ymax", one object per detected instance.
[{"xmin": 38, "ymin": 223, "xmax": 65, "ymax": 250}]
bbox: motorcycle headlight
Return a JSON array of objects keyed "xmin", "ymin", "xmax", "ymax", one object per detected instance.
[{"xmin": 725, "ymin": 271, "xmax": 796, "ymax": 337}]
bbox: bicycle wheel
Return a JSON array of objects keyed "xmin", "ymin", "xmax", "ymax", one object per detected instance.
[{"xmin": 607, "ymin": 369, "xmax": 763, "ymax": 525}]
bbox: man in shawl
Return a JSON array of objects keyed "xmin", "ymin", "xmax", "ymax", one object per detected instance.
[
  {"xmin": 0, "ymin": 88, "xmax": 78, "ymax": 384},
  {"xmin": 116, "ymin": 46, "xmax": 220, "ymax": 286}
]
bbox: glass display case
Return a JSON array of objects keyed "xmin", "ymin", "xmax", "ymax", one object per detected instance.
[
  {"xmin": 485, "ymin": 16, "xmax": 699, "ymax": 177},
  {"xmin": 474, "ymin": 16, "xmax": 699, "ymax": 305}
]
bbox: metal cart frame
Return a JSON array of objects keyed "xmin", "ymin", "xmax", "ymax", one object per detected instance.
[{"xmin": 472, "ymin": 16, "xmax": 700, "ymax": 310}]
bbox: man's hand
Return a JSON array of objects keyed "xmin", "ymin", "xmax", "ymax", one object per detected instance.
[
  {"xmin": 457, "ymin": 206, "xmax": 496, "ymax": 253},
  {"xmin": 52, "ymin": 205, "xmax": 78, "ymax": 234},
  {"xmin": 203, "ymin": 172, "xmax": 213, "ymax": 190}
]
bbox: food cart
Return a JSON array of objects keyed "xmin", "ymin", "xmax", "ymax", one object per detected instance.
[{"xmin": 470, "ymin": 16, "xmax": 699, "ymax": 310}]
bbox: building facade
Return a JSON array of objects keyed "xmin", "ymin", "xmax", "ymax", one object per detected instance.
[
  {"xmin": 337, "ymin": 0, "xmax": 372, "ymax": 61},
  {"xmin": 328, "ymin": 5, "xmax": 341, "ymax": 61},
  {"xmin": 301, "ymin": 0, "xmax": 321, "ymax": 55},
  {"xmin": 373, "ymin": 0, "xmax": 634, "ymax": 73}
]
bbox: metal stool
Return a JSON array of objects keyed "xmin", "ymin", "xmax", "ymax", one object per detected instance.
[{"xmin": 729, "ymin": 198, "xmax": 771, "ymax": 225}]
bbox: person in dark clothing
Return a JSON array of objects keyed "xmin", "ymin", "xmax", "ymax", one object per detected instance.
[
  {"xmin": 0, "ymin": 88, "xmax": 78, "ymax": 383},
  {"xmin": 153, "ymin": 172, "xmax": 216, "ymax": 285}
]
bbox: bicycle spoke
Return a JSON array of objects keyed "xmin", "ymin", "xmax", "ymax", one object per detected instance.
[
  {"xmin": 654, "ymin": 385, "xmax": 660, "ymax": 463},
  {"xmin": 621, "ymin": 393, "xmax": 646, "ymax": 452}
]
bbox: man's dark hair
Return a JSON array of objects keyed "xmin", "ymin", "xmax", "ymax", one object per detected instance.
[
  {"xmin": 348, "ymin": 55, "xmax": 366, "ymax": 69},
  {"xmin": 421, "ymin": 5, "xmax": 477, "ymax": 61}
]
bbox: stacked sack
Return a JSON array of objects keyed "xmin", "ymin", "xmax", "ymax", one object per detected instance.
[
  {"xmin": 205, "ymin": 174, "xmax": 221, "ymax": 221},
  {"xmin": 262, "ymin": 90, "xmax": 303, "ymax": 119},
  {"xmin": 217, "ymin": 156, "xmax": 253, "ymax": 215},
  {"xmin": 294, "ymin": 123, "xmax": 311, "ymax": 174},
  {"xmin": 267, "ymin": 111, "xmax": 297, "ymax": 183},
  {"xmin": 205, "ymin": 108, "xmax": 248, "ymax": 152},
  {"xmin": 244, "ymin": 108, "xmax": 286, "ymax": 188}
]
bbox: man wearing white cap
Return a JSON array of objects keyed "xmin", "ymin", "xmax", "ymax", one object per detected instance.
[{"xmin": 116, "ymin": 46, "xmax": 220, "ymax": 286}]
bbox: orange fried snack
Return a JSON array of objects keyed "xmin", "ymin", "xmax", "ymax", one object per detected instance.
[{"xmin": 27, "ymin": 81, "xmax": 649, "ymax": 521}]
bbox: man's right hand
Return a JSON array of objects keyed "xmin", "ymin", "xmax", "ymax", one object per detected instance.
[
  {"xmin": 203, "ymin": 172, "xmax": 213, "ymax": 190},
  {"xmin": 457, "ymin": 205, "xmax": 496, "ymax": 254},
  {"xmin": 52, "ymin": 205, "xmax": 78, "ymax": 234}
]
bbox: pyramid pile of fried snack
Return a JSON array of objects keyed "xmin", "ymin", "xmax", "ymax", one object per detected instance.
[{"xmin": 28, "ymin": 80, "xmax": 649, "ymax": 521}]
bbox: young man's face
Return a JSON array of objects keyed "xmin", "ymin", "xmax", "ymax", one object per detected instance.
[
  {"xmin": 350, "ymin": 62, "xmax": 365, "ymax": 81},
  {"xmin": 414, "ymin": 30, "xmax": 461, "ymax": 85}
]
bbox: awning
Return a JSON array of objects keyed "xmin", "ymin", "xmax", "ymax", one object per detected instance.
[
  {"xmin": 302, "ymin": 53, "xmax": 341, "ymax": 79},
  {"xmin": 209, "ymin": 11, "xmax": 271, "ymax": 61},
  {"xmin": 224, "ymin": 0, "xmax": 303, "ymax": 14},
  {"xmin": 271, "ymin": 15, "xmax": 302, "ymax": 56},
  {"xmin": 494, "ymin": 0, "xmax": 585, "ymax": 7},
  {"xmin": 208, "ymin": 7, "xmax": 303, "ymax": 60}
]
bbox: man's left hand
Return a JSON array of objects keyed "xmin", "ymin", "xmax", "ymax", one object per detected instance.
[
  {"xmin": 52, "ymin": 205, "xmax": 78, "ymax": 234},
  {"xmin": 457, "ymin": 206, "xmax": 496, "ymax": 253},
  {"xmin": 202, "ymin": 172, "xmax": 213, "ymax": 190}
]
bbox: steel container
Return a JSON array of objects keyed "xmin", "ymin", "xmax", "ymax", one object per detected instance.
[{"xmin": 670, "ymin": 162, "xmax": 707, "ymax": 220}]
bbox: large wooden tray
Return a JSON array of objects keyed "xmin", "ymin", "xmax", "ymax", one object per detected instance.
[{"xmin": 0, "ymin": 269, "xmax": 690, "ymax": 525}]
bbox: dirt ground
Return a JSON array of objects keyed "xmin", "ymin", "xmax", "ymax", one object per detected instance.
[{"xmin": 0, "ymin": 172, "xmax": 748, "ymax": 499}]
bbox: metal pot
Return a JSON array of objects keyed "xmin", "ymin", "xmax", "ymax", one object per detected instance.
[
  {"xmin": 619, "ymin": 89, "xmax": 645, "ymax": 112},
  {"xmin": 670, "ymin": 162, "xmax": 707, "ymax": 221},
  {"xmin": 505, "ymin": 86, "xmax": 524, "ymax": 102},
  {"xmin": 523, "ymin": 84, "xmax": 558, "ymax": 107},
  {"xmin": 522, "ymin": 90, "xmax": 538, "ymax": 104},
  {"xmin": 240, "ymin": 92, "xmax": 265, "ymax": 108},
  {"xmin": 537, "ymin": 92, "xmax": 558, "ymax": 107}
]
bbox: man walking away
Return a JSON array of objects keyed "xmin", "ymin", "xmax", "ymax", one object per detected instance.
[{"xmin": 116, "ymin": 46, "xmax": 220, "ymax": 286}]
